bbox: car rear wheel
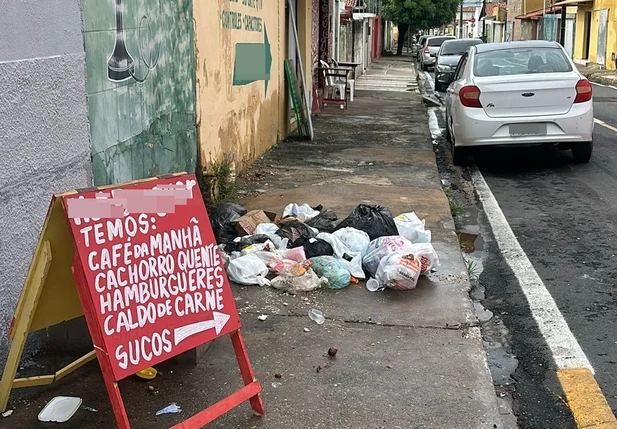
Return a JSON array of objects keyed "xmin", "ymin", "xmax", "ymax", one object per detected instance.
[
  {"xmin": 452, "ymin": 146, "xmax": 469, "ymax": 166},
  {"xmin": 450, "ymin": 127, "xmax": 469, "ymax": 166},
  {"xmin": 572, "ymin": 142, "xmax": 593, "ymax": 163}
]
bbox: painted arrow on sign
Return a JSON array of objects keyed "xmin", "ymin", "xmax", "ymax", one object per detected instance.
[
  {"xmin": 174, "ymin": 312, "xmax": 231, "ymax": 345},
  {"xmin": 232, "ymin": 27, "xmax": 272, "ymax": 95}
]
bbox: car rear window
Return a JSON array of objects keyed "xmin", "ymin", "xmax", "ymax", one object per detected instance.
[
  {"xmin": 441, "ymin": 40, "xmax": 482, "ymax": 55},
  {"xmin": 474, "ymin": 47, "xmax": 573, "ymax": 77},
  {"xmin": 427, "ymin": 37, "xmax": 454, "ymax": 47}
]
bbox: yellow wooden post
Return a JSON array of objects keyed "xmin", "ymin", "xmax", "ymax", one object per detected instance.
[{"xmin": 0, "ymin": 241, "xmax": 52, "ymax": 412}]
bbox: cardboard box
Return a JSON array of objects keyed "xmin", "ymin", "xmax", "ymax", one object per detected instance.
[{"xmin": 234, "ymin": 210, "xmax": 277, "ymax": 236}]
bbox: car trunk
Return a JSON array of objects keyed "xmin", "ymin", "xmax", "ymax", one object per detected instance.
[
  {"xmin": 428, "ymin": 46, "xmax": 441, "ymax": 57},
  {"xmin": 473, "ymin": 73, "xmax": 581, "ymax": 118}
]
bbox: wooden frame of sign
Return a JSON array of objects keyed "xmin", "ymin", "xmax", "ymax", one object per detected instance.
[{"xmin": 0, "ymin": 172, "xmax": 264, "ymax": 428}]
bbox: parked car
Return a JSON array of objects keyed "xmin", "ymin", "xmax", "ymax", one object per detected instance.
[
  {"xmin": 434, "ymin": 38, "xmax": 484, "ymax": 92},
  {"xmin": 443, "ymin": 40, "xmax": 594, "ymax": 165},
  {"xmin": 419, "ymin": 35, "xmax": 456, "ymax": 71},
  {"xmin": 413, "ymin": 35, "xmax": 428, "ymax": 61}
]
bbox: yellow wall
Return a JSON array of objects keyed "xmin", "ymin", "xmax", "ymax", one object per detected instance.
[
  {"xmin": 524, "ymin": 0, "xmax": 545, "ymax": 14},
  {"xmin": 589, "ymin": 0, "xmax": 617, "ymax": 69},
  {"xmin": 194, "ymin": 0, "xmax": 312, "ymax": 171},
  {"xmin": 574, "ymin": 5, "xmax": 592, "ymax": 60}
]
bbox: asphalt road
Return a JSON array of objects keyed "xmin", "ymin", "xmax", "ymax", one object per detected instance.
[{"xmin": 424, "ymin": 68, "xmax": 617, "ymax": 427}]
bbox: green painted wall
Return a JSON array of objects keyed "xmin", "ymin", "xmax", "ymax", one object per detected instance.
[{"xmin": 83, "ymin": 0, "xmax": 197, "ymax": 186}]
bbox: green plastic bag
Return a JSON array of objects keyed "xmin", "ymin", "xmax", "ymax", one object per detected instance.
[{"xmin": 309, "ymin": 256, "xmax": 351, "ymax": 289}]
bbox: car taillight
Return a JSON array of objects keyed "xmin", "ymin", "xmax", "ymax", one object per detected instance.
[
  {"xmin": 423, "ymin": 46, "xmax": 429, "ymax": 53},
  {"xmin": 574, "ymin": 79, "xmax": 592, "ymax": 103},
  {"xmin": 459, "ymin": 85, "xmax": 482, "ymax": 108}
]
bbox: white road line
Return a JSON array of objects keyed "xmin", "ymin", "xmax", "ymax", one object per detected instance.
[
  {"xmin": 592, "ymin": 82, "xmax": 607, "ymax": 87},
  {"xmin": 609, "ymin": 85, "xmax": 617, "ymax": 90},
  {"xmin": 594, "ymin": 117, "xmax": 617, "ymax": 133},
  {"xmin": 470, "ymin": 166, "xmax": 594, "ymax": 372}
]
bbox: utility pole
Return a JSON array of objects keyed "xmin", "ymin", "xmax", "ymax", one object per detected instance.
[
  {"xmin": 480, "ymin": 0, "xmax": 487, "ymax": 42},
  {"xmin": 559, "ymin": 5, "xmax": 567, "ymax": 46},
  {"xmin": 458, "ymin": 1, "xmax": 463, "ymax": 38},
  {"xmin": 541, "ymin": 0, "xmax": 547, "ymax": 40}
]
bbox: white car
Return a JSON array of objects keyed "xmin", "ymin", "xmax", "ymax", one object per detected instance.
[{"xmin": 443, "ymin": 40, "xmax": 594, "ymax": 165}]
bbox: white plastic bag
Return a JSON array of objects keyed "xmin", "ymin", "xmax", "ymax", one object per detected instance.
[
  {"xmin": 227, "ymin": 254, "xmax": 270, "ymax": 286},
  {"xmin": 394, "ymin": 212, "xmax": 432, "ymax": 244},
  {"xmin": 254, "ymin": 223, "xmax": 280, "ymax": 235},
  {"xmin": 283, "ymin": 203, "xmax": 320, "ymax": 222},
  {"xmin": 363, "ymin": 236, "xmax": 415, "ymax": 277},
  {"xmin": 343, "ymin": 254, "xmax": 366, "ymax": 279},
  {"xmin": 332, "ymin": 227, "xmax": 371, "ymax": 255},
  {"xmin": 411, "ymin": 243, "xmax": 440, "ymax": 275},
  {"xmin": 373, "ymin": 251, "xmax": 422, "ymax": 291},
  {"xmin": 318, "ymin": 232, "xmax": 365, "ymax": 279},
  {"xmin": 316, "ymin": 233, "xmax": 348, "ymax": 258}
]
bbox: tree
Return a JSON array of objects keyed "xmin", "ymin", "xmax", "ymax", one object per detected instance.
[{"xmin": 382, "ymin": 0, "xmax": 460, "ymax": 55}]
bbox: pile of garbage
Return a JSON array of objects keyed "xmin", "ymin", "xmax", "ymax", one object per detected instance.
[{"xmin": 211, "ymin": 202, "xmax": 439, "ymax": 293}]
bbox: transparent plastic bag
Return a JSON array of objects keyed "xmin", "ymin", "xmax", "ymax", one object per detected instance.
[
  {"xmin": 363, "ymin": 236, "xmax": 414, "ymax": 277},
  {"xmin": 411, "ymin": 243, "xmax": 440, "ymax": 275},
  {"xmin": 240, "ymin": 240, "xmax": 277, "ymax": 255},
  {"xmin": 269, "ymin": 259, "xmax": 311, "ymax": 276},
  {"xmin": 270, "ymin": 268, "xmax": 326, "ymax": 293},
  {"xmin": 373, "ymin": 251, "xmax": 422, "ymax": 291},
  {"xmin": 394, "ymin": 212, "xmax": 432, "ymax": 244}
]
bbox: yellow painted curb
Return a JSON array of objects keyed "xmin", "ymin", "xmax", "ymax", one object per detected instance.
[{"xmin": 557, "ymin": 368, "xmax": 617, "ymax": 428}]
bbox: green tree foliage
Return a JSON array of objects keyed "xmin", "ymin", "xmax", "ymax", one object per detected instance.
[{"xmin": 382, "ymin": 0, "xmax": 460, "ymax": 54}]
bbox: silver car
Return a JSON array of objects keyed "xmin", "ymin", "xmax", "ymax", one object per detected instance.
[
  {"xmin": 435, "ymin": 39, "xmax": 483, "ymax": 92},
  {"xmin": 443, "ymin": 41, "xmax": 594, "ymax": 165},
  {"xmin": 420, "ymin": 35, "xmax": 456, "ymax": 71},
  {"xmin": 413, "ymin": 35, "xmax": 428, "ymax": 61}
]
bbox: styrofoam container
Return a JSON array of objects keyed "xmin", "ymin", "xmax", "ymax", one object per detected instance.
[{"xmin": 38, "ymin": 396, "xmax": 82, "ymax": 422}]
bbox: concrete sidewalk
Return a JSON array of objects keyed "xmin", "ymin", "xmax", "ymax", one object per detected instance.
[
  {"xmin": 577, "ymin": 62, "xmax": 617, "ymax": 86},
  {"xmin": 6, "ymin": 56, "xmax": 506, "ymax": 428}
]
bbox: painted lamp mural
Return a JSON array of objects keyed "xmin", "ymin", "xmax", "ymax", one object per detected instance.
[{"xmin": 83, "ymin": 0, "xmax": 197, "ymax": 186}]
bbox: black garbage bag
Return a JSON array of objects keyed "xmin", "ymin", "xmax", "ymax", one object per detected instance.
[
  {"xmin": 306, "ymin": 209, "xmax": 339, "ymax": 233},
  {"xmin": 291, "ymin": 237, "xmax": 334, "ymax": 258},
  {"xmin": 334, "ymin": 204, "xmax": 398, "ymax": 241},
  {"xmin": 276, "ymin": 221, "xmax": 318, "ymax": 243},
  {"xmin": 210, "ymin": 203, "xmax": 247, "ymax": 244},
  {"xmin": 225, "ymin": 234, "xmax": 272, "ymax": 253}
]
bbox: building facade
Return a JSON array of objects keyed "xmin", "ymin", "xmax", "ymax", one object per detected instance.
[
  {"xmin": 0, "ymin": 0, "xmax": 386, "ymax": 374},
  {"xmin": 573, "ymin": 0, "xmax": 616, "ymax": 69}
]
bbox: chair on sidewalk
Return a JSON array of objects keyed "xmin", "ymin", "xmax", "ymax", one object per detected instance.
[
  {"xmin": 318, "ymin": 60, "xmax": 349, "ymax": 110},
  {"xmin": 332, "ymin": 59, "xmax": 356, "ymax": 102}
]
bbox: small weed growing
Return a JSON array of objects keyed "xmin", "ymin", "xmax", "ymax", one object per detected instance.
[{"xmin": 444, "ymin": 186, "xmax": 464, "ymax": 217}]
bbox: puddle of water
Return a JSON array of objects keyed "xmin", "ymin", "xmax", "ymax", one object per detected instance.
[
  {"xmin": 456, "ymin": 206, "xmax": 520, "ymax": 389},
  {"xmin": 474, "ymin": 302, "xmax": 494, "ymax": 323}
]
